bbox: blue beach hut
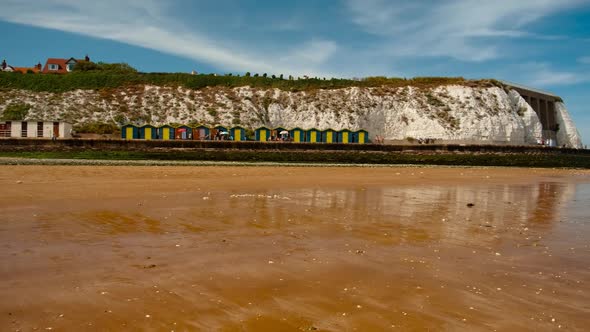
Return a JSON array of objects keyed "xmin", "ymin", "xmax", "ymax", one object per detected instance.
[
  {"xmin": 289, "ymin": 127, "xmax": 305, "ymax": 143},
  {"xmin": 305, "ymin": 128, "xmax": 320, "ymax": 143},
  {"xmin": 138, "ymin": 124, "xmax": 157, "ymax": 140},
  {"xmin": 159, "ymin": 125, "xmax": 175, "ymax": 140},
  {"xmin": 255, "ymin": 126, "xmax": 271, "ymax": 142},
  {"xmin": 121, "ymin": 124, "xmax": 139, "ymax": 140},
  {"xmin": 230, "ymin": 126, "xmax": 247, "ymax": 141}
]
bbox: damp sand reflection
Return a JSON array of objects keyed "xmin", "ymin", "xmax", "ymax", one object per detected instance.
[{"xmin": 0, "ymin": 166, "xmax": 588, "ymax": 331}]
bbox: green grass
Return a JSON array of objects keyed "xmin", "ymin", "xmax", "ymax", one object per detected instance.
[
  {"xmin": 1, "ymin": 150, "xmax": 588, "ymax": 168},
  {"xmin": 0, "ymin": 71, "xmax": 500, "ymax": 93}
]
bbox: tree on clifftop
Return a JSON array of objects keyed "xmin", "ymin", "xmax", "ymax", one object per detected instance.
[
  {"xmin": 1, "ymin": 103, "xmax": 30, "ymax": 120},
  {"xmin": 74, "ymin": 61, "xmax": 138, "ymax": 74}
]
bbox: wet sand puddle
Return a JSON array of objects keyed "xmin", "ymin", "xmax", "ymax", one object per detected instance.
[{"xmin": 0, "ymin": 166, "xmax": 589, "ymax": 331}]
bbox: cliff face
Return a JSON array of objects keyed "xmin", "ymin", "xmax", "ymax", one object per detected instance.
[{"xmin": 0, "ymin": 84, "xmax": 583, "ymax": 147}]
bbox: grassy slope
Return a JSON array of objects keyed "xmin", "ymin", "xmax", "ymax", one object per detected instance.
[{"xmin": 0, "ymin": 72, "xmax": 501, "ymax": 93}]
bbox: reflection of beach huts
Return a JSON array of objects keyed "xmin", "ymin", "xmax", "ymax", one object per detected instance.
[
  {"xmin": 255, "ymin": 126, "xmax": 271, "ymax": 142},
  {"xmin": 175, "ymin": 125, "xmax": 192, "ymax": 139},
  {"xmin": 230, "ymin": 126, "xmax": 246, "ymax": 141},
  {"xmin": 159, "ymin": 125, "xmax": 175, "ymax": 140},
  {"xmin": 321, "ymin": 129, "xmax": 336, "ymax": 143},
  {"xmin": 305, "ymin": 128, "xmax": 320, "ymax": 143},
  {"xmin": 122, "ymin": 124, "xmax": 139, "ymax": 140},
  {"xmin": 289, "ymin": 127, "xmax": 305, "ymax": 143},
  {"xmin": 193, "ymin": 125, "xmax": 209, "ymax": 140},
  {"xmin": 338, "ymin": 129, "xmax": 352, "ymax": 144},
  {"xmin": 139, "ymin": 125, "xmax": 157, "ymax": 140}
]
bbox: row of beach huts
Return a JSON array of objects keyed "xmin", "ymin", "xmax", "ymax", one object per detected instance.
[
  {"xmin": 0, "ymin": 120, "xmax": 72, "ymax": 138},
  {"xmin": 122, "ymin": 124, "xmax": 369, "ymax": 144}
]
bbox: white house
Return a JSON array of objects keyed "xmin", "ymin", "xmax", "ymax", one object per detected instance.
[{"xmin": 0, "ymin": 121, "xmax": 72, "ymax": 139}]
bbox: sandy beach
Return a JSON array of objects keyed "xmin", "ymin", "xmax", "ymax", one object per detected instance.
[{"xmin": 1, "ymin": 166, "xmax": 589, "ymax": 331}]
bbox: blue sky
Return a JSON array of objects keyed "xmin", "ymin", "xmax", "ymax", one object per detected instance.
[{"xmin": 1, "ymin": 0, "xmax": 590, "ymax": 144}]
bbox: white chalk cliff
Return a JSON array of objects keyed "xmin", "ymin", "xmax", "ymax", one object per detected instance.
[{"xmin": 0, "ymin": 84, "xmax": 583, "ymax": 147}]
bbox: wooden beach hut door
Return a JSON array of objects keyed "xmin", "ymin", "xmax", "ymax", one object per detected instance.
[
  {"xmin": 326, "ymin": 131, "xmax": 333, "ymax": 143},
  {"xmin": 342, "ymin": 131, "xmax": 349, "ymax": 144},
  {"xmin": 233, "ymin": 128, "xmax": 242, "ymax": 141},
  {"xmin": 260, "ymin": 129, "xmax": 267, "ymax": 142},
  {"xmin": 293, "ymin": 130, "xmax": 301, "ymax": 142},
  {"xmin": 310, "ymin": 131, "xmax": 317, "ymax": 143},
  {"xmin": 126, "ymin": 127, "xmax": 134, "ymax": 140},
  {"xmin": 53, "ymin": 122, "xmax": 59, "ymax": 138},
  {"xmin": 163, "ymin": 128, "xmax": 170, "ymax": 140},
  {"xmin": 359, "ymin": 131, "xmax": 366, "ymax": 144},
  {"xmin": 144, "ymin": 127, "xmax": 152, "ymax": 140}
]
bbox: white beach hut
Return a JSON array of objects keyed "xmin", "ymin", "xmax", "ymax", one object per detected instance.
[{"xmin": 0, "ymin": 120, "xmax": 72, "ymax": 139}]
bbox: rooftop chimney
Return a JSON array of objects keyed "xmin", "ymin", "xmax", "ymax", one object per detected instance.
[
  {"xmin": 85, "ymin": 54, "xmax": 90, "ymax": 62},
  {"xmin": 1, "ymin": 60, "xmax": 6, "ymax": 70}
]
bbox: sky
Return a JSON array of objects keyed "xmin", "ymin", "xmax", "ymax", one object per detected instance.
[{"xmin": 1, "ymin": 0, "xmax": 589, "ymax": 145}]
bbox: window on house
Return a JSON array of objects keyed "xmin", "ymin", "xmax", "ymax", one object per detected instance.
[
  {"xmin": 66, "ymin": 63, "xmax": 75, "ymax": 72},
  {"xmin": 48, "ymin": 64, "xmax": 58, "ymax": 71}
]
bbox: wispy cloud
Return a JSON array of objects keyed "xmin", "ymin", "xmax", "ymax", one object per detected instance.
[
  {"xmin": 519, "ymin": 62, "xmax": 588, "ymax": 87},
  {"xmin": 578, "ymin": 56, "xmax": 590, "ymax": 64},
  {"xmin": 0, "ymin": 0, "xmax": 337, "ymax": 76},
  {"xmin": 345, "ymin": 0, "xmax": 585, "ymax": 61},
  {"xmin": 0, "ymin": 0, "xmax": 588, "ymax": 80}
]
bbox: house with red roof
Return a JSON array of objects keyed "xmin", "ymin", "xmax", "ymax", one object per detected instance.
[
  {"xmin": 42, "ymin": 55, "xmax": 90, "ymax": 74},
  {"xmin": 2, "ymin": 59, "xmax": 43, "ymax": 74},
  {"xmin": 1, "ymin": 59, "xmax": 15, "ymax": 72}
]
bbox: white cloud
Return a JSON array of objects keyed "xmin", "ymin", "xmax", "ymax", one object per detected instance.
[
  {"xmin": 0, "ymin": 0, "xmax": 336, "ymax": 76},
  {"xmin": 578, "ymin": 56, "xmax": 590, "ymax": 64},
  {"xmin": 345, "ymin": 0, "xmax": 586, "ymax": 61},
  {"xmin": 519, "ymin": 62, "xmax": 588, "ymax": 87}
]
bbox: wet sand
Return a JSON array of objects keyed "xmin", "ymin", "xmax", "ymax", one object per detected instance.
[{"xmin": 1, "ymin": 166, "xmax": 589, "ymax": 331}]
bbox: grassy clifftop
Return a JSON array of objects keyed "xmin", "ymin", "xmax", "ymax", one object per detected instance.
[{"xmin": 0, "ymin": 71, "xmax": 502, "ymax": 93}]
